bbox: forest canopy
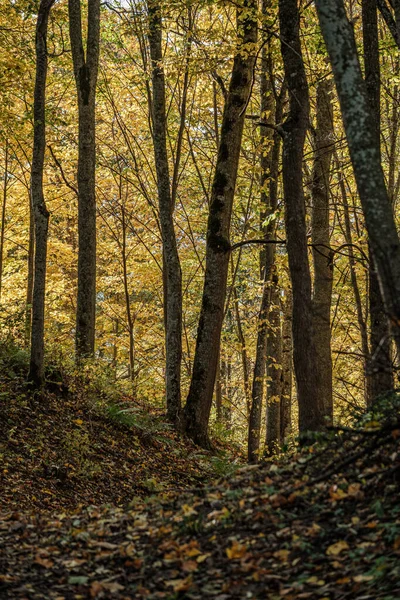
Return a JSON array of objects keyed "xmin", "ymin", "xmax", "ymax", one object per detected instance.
[{"xmin": 1, "ymin": 0, "xmax": 400, "ymax": 454}]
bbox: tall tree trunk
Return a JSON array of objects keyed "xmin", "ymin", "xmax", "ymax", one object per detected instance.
[
  {"xmin": 362, "ymin": 0, "xmax": 394, "ymax": 400},
  {"xmin": 28, "ymin": 0, "xmax": 54, "ymax": 386},
  {"xmin": 183, "ymin": 0, "xmax": 258, "ymax": 448},
  {"xmin": 0, "ymin": 140, "xmax": 8, "ymax": 300},
  {"xmin": 311, "ymin": 79, "xmax": 334, "ymax": 424},
  {"xmin": 265, "ymin": 272, "xmax": 283, "ymax": 454},
  {"xmin": 316, "ymin": 0, "xmax": 400, "ymax": 359},
  {"xmin": 339, "ymin": 168, "xmax": 373, "ymax": 401},
  {"xmin": 280, "ymin": 0, "xmax": 325, "ymax": 433},
  {"xmin": 121, "ymin": 206, "xmax": 135, "ymax": 385},
  {"xmin": 148, "ymin": 0, "xmax": 182, "ymax": 423},
  {"xmin": 280, "ymin": 287, "xmax": 293, "ymax": 440},
  {"xmin": 25, "ymin": 191, "xmax": 35, "ymax": 347},
  {"xmin": 69, "ymin": 0, "xmax": 100, "ymax": 358},
  {"xmin": 248, "ymin": 39, "xmax": 284, "ymax": 462},
  {"xmin": 232, "ymin": 283, "xmax": 251, "ymax": 414}
]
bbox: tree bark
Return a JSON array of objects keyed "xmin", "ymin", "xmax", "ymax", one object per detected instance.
[
  {"xmin": 25, "ymin": 191, "xmax": 35, "ymax": 347},
  {"xmin": 69, "ymin": 0, "xmax": 100, "ymax": 358},
  {"xmin": 280, "ymin": 0, "xmax": 325, "ymax": 433},
  {"xmin": 311, "ymin": 79, "xmax": 334, "ymax": 423},
  {"xmin": 183, "ymin": 0, "xmax": 258, "ymax": 448},
  {"xmin": 0, "ymin": 140, "xmax": 8, "ymax": 300},
  {"xmin": 339, "ymin": 167, "xmax": 373, "ymax": 401},
  {"xmin": 28, "ymin": 0, "xmax": 54, "ymax": 386},
  {"xmin": 265, "ymin": 272, "xmax": 283, "ymax": 454},
  {"xmin": 248, "ymin": 43, "xmax": 284, "ymax": 462},
  {"xmin": 148, "ymin": 0, "xmax": 182, "ymax": 423},
  {"xmin": 280, "ymin": 287, "xmax": 293, "ymax": 440},
  {"xmin": 316, "ymin": 0, "xmax": 400, "ymax": 360},
  {"xmin": 362, "ymin": 0, "xmax": 394, "ymax": 400}
]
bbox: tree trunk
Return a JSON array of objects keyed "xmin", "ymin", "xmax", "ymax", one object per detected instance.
[
  {"xmin": 25, "ymin": 191, "xmax": 35, "ymax": 347},
  {"xmin": 183, "ymin": 0, "xmax": 258, "ymax": 448},
  {"xmin": 311, "ymin": 79, "xmax": 334, "ymax": 424},
  {"xmin": 232, "ymin": 283, "xmax": 251, "ymax": 414},
  {"xmin": 265, "ymin": 273, "xmax": 283, "ymax": 454},
  {"xmin": 121, "ymin": 206, "xmax": 135, "ymax": 385},
  {"xmin": 248, "ymin": 39, "xmax": 284, "ymax": 462},
  {"xmin": 339, "ymin": 168, "xmax": 373, "ymax": 402},
  {"xmin": 280, "ymin": 287, "xmax": 293, "ymax": 440},
  {"xmin": 0, "ymin": 140, "xmax": 9, "ymax": 301},
  {"xmin": 148, "ymin": 0, "xmax": 182, "ymax": 423},
  {"xmin": 316, "ymin": 0, "xmax": 400, "ymax": 360},
  {"xmin": 28, "ymin": 0, "xmax": 54, "ymax": 386},
  {"xmin": 280, "ymin": 0, "xmax": 325, "ymax": 433},
  {"xmin": 362, "ymin": 0, "xmax": 394, "ymax": 400},
  {"xmin": 69, "ymin": 0, "xmax": 100, "ymax": 358}
]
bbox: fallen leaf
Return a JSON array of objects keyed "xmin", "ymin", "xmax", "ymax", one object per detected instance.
[{"xmin": 326, "ymin": 540, "xmax": 349, "ymax": 556}]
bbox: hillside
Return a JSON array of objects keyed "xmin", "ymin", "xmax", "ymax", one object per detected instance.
[
  {"xmin": 1, "ymin": 367, "xmax": 399, "ymax": 599},
  {"xmin": 0, "ymin": 355, "xmax": 216, "ymax": 513}
]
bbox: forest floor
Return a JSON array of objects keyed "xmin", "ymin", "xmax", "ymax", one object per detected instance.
[{"xmin": 1, "ymin": 351, "xmax": 400, "ymax": 599}]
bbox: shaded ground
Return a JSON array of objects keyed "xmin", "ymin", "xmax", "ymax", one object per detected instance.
[
  {"xmin": 1, "ymin": 389, "xmax": 399, "ymax": 599},
  {"xmin": 0, "ymin": 371, "xmax": 212, "ymax": 513}
]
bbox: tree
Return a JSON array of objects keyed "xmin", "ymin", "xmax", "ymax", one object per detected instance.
[
  {"xmin": 279, "ymin": 0, "xmax": 325, "ymax": 433},
  {"xmin": 311, "ymin": 78, "xmax": 334, "ymax": 423},
  {"xmin": 147, "ymin": 0, "xmax": 182, "ymax": 423},
  {"xmin": 316, "ymin": 0, "xmax": 400, "ymax": 358},
  {"xmin": 28, "ymin": 0, "xmax": 55, "ymax": 386},
  {"xmin": 69, "ymin": 0, "xmax": 100, "ymax": 358},
  {"xmin": 362, "ymin": 0, "xmax": 394, "ymax": 401},
  {"xmin": 248, "ymin": 29, "xmax": 285, "ymax": 461},
  {"xmin": 183, "ymin": 0, "xmax": 258, "ymax": 448}
]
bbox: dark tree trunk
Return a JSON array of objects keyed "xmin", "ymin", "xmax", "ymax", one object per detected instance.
[
  {"xmin": 28, "ymin": 0, "xmax": 54, "ymax": 386},
  {"xmin": 0, "ymin": 140, "xmax": 8, "ymax": 300},
  {"xmin": 25, "ymin": 191, "xmax": 34, "ymax": 347},
  {"xmin": 339, "ymin": 168, "xmax": 373, "ymax": 401},
  {"xmin": 311, "ymin": 79, "xmax": 334, "ymax": 424},
  {"xmin": 316, "ymin": 0, "xmax": 400, "ymax": 359},
  {"xmin": 280, "ymin": 288, "xmax": 293, "ymax": 440},
  {"xmin": 248, "ymin": 42, "xmax": 284, "ymax": 462},
  {"xmin": 148, "ymin": 0, "xmax": 182, "ymax": 423},
  {"xmin": 183, "ymin": 0, "xmax": 258, "ymax": 448},
  {"xmin": 280, "ymin": 0, "xmax": 325, "ymax": 433},
  {"xmin": 265, "ymin": 273, "xmax": 283, "ymax": 454},
  {"xmin": 69, "ymin": 0, "xmax": 100, "ymax": 358},
  {"xmin": 362, "ymin": 0, "xmax": 394, "ymax": 400}
]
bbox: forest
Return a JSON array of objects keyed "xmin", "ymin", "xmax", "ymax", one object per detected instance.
[{"xmin": 1, "ymin": 0, "xmax": 400, "ymax": 597}]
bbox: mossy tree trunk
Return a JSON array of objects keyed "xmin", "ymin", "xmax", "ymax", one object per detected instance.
[
  {"xmin": 183, "ymin": 0, "xmax": 258, "ymax": 448},
  {"xmin": 316, "ymin": 0, "xmax": 400, "ymax": 360}
]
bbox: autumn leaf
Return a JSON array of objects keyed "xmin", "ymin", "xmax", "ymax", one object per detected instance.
[
  {"xmin": 226, "ymin": 540, "xmax": 248, "ymax": 559},
  {"xmin": 326, "ymin": 540, "xmax": 349, "ymax": 556}
]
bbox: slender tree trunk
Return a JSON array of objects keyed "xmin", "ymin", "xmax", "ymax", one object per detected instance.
[
  {"xmin": 248, "ymin": 44, "xmax": 284, "ymax": 462},
  {"xmin": 232, "ymin": 284, "xmax": 251, "ymax": 414},
  {"xmin": 316, "ymin": 0, "xmax": 400, "ymax": 359},
  {"xmin": 28, "ymin": 0, "xmax": 54, "ymax": 386},
  {"xmin": 280, "ymin": 287, "xmax": 293, "ymax": 440},
  {"xmin": 0, "ymin": 140, "xmax": 8, "ymax": 300},
  {"xmin": 148, "ymin": 0, "xmax": 182, "ymax": 423},
  {"xmin": 362, "ymin": 0, "xmax": 394, "ymax": 400},
  {"xmin": 280, "ymin": 0, "xmax": 325, "ymax": 433},
  {"xmin": 69, "ymin": 0, "xmax": 100, "ymax": 358},
  {"xmin": 339, "ymin": 170, "xmax": 373, "ymax": 401},
  {"xmin": 265, "ymin": 273, "xmax": 283, "ymax": 454},
  {"xmin": 121, "ymin": 206, "xmax": 135, "ymax": 384},
  {"xmin": 25, "ymin": 192, "xmax": 34, "ymax": 347},
  {"xmin": 311, "ymin": 79, "xmax": 334, "ymax": 424},
  {"xmin": 183, "ymin": 0, "xmax": 258, "ymax": 448}
]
